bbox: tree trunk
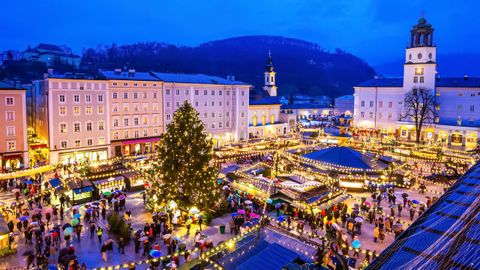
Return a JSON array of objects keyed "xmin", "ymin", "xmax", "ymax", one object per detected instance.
[{"xmin": 416, "ymin": 128, "xmax": 421, "ymax": 143}]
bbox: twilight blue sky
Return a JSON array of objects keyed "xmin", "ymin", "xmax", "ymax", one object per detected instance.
[{"xmin": 1, "ymin": 0, "xmax": 479, "ymax": 65}]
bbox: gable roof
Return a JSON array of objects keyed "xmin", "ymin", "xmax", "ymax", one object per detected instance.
[
  {"xmin": 237, "ymin": 243, "xmax": 299, "ymax": 270},
  {"xmin": 356, "ymin": 78, "xmax": 403, "ymax": 88},
  {"xmin": 98, "ymin": 70, "xmax": 159, "ymax": 81},
  {"xmin": 436, "ymin": 77, "xmax": 480, "ymax": 88},
  {"xmin": 250, "ymin": 96, "xmax": 282, "ymax": 105},
  {"xmin": 367, "ymin": 163, "xmax": 480, "ymax": 270},
  {"xmin": 0, "ymin": 81, "xmax": 16, "ymax": 89},
  {"xmin": 151, "ymin": 72, "xmax": 249, "ymax": 85},
  {"xmin": 303, "ymin": 146, "xmax": 387, "ymax": 170}
]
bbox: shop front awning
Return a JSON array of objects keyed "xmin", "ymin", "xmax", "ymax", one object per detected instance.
[
  {"xmin": 30, "ymin": 143, "xmax": 48, "ymax": 150},
  {"xmin": 121, "ymin": 137, "xmax": 160, "ymax": 145},
  {"xmin": 2, "ymin": 154, "xmax": 22, "ymax": 160},
  {"xmin": 73, "ymin": 186, "xmax": 94, "ymax": 194}
]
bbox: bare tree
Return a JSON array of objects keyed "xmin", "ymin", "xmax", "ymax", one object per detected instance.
[{"xmin": 400, "ymin": 87, "xmax": 437, "ymax": 143}]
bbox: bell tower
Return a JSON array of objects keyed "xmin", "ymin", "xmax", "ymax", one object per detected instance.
[
  {"xmin": 403, "ymin": 17, "xmax": 437, "ymax": 92},
  {"xmin": 263, "ymin": 51, "xmax": 277, "ymax": 97}
]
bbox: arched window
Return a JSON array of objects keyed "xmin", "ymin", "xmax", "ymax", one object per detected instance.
[
  {"xmin": 270, "ymin": 114, "xmax": 275, "ymax": 124},
  {"xmin": 253, "ymin": 115, "xmax": 258, "ymax": 126},
  {"xmin": 262, "ymin": 115, "xmax": 266, "ymax": 126}
]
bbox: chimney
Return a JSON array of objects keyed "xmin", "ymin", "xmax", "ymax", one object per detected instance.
[
  {"xmin": 230, "ymin": 75, "xmax": 235, "ymax": 81},
  {"xmin": 47, "ymin": 68, "xmax": 54, "ymax": 75},
  {"xmin": 15, "ymin": 80, "xmax": 21, "ymax": 89},
  {"xmin": 128, "ymin": 69, "xmax": 135, "ymax": 76},
  {"xmin": 464, "ymin": 74, "xmax": 468, "ymax": 80},
  {"xmin": 114, "ymin": 68, "xmax": 122, "ymax": 74}
]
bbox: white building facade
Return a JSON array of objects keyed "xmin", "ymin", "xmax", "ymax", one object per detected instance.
[{"xmin": 354, "ymin": 18, "xmax": 480, "ymax": 148}]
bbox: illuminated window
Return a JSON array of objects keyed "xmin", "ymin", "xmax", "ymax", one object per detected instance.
[
  {"xmin": 7, "ymin": 141, "xmax": 16, "ymax": 150},
  {"xmin": 262, "ymin": 115, "xmax": 266, "ymax": 126},
  {"xmin": 74, "ymin": 140, "xmax": 81, "ymax": 147},
  {"xmin": 74, "ymin": 107, "xmax": 80, "ymax": 115},
  {"xmin": 270, "ymin": 114, "xmax": 275, "ymax": 124},
  {"xmin": 59, "ymin": 107, "xmax": 66, "ymax": 116},
  {"xmin": 253, "ymin": 115, "xmax": 257, "ymax": 126},
  {"xmin": 85, "ymin": 106, "xmax": 93, "ymax": 115},
  {"xmin": 415, "ymin": 67, "xmax": 424, "ymax": 75}
]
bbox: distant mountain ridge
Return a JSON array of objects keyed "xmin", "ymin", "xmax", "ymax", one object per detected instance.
[{"xmin": 81, "ymin": 35, "xmax": 376, "ymax": 97}]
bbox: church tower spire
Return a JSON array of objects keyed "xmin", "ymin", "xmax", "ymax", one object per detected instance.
[
  {"xmin": 263, "ymin": 51, "xmax": 277, "ymax": 96},
  {"xmin": 403, "ymin": 17, "xmax": 437, "ymax": 93}
]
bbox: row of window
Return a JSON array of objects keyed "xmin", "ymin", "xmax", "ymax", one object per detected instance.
[
  {"xmin": 52, "ymin": 82, "xmax": 107, "ymax": 90},
  {"xmin": 112, "ymin": 92, "xmax": 159, "ymax": 100},
  {"xmin": 59, "ymin": 121, "xmax": 105, "ymax": 133},
  {"xmin": 59, "ymin": 94, "xmax": 104, "ymax": 103},
  {"xmin": 60, "ymin": 137, "xmax": 105, "ymax": 149},
  {"xmin": 166, "ymin": 100, "xmax": 232, "ymax": 108},
  {"xmin": 112, "ymin": 103, "xmax": 159, "ymax": 113},
  {"xmin": 435, "ymin": 105, "xmax": 476, "ymax": 112},
  {"xmin": 165, "ymin": 89, "xmax": 241, "ymax": 96},
  {"xmin": 112, "ymin": 82, "xmax": 157, "ymax": 88},
  {"xmin": 360, "ymin": 100, "xmax": 394, "ymax": 108},
  {"xmin": 59, "ymin": 106, "xmax": 104, "ymax": 116},
  {"xmin": 436, "ymin": 92, "xmax": 480, "ymax": 97},
  {"xmin": 113, "ymin": 116, "xmax": 160, "ymax": 128},
  {"xmin": 112, "ymin": 129, "xmax": 159, "ymax": 140},
  {"xmin": 359, "ymin": 111, "xmax": 395, "ymax": 120}
]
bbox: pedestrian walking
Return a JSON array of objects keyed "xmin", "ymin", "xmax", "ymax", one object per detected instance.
[
  {"xmin": 90, "ymin": 223, "xmax": 96, "ymax": 239},
  {"xmin": 97, "ymin": 227, "xmax": 103, "ymax": 243}
]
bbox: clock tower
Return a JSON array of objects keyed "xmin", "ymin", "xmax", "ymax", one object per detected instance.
[
  {"xmin": 263, "ymin": 51, "xmax": 277, "ymax": 97},
  {"xmin": 403, "ymin": 17, "xmax": 437, "ymax": 92}
]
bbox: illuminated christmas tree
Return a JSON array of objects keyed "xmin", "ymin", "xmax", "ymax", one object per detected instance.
[{"xmin": 147, "ymin": 101, "xmax": 220, "ymax": 214}]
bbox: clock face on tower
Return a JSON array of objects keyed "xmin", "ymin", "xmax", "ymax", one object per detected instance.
[{"xmin": 418, "ymin": 53, "xmax": 423, "ymax": 59}]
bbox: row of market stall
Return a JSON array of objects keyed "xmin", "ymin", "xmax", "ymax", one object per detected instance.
[{"xmin": 63, "ymin": 170, "xmax": 146, "ymax": 205}]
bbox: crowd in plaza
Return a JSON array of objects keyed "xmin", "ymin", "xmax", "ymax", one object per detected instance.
[{"xmin": 0, "ymin": 141, "xmax": 473, "ymax": 270}]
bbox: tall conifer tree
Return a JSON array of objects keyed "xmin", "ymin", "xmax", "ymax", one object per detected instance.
[{"xmin": 147, "ymin": 101, "xmax": 220, "ymax": 213}]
